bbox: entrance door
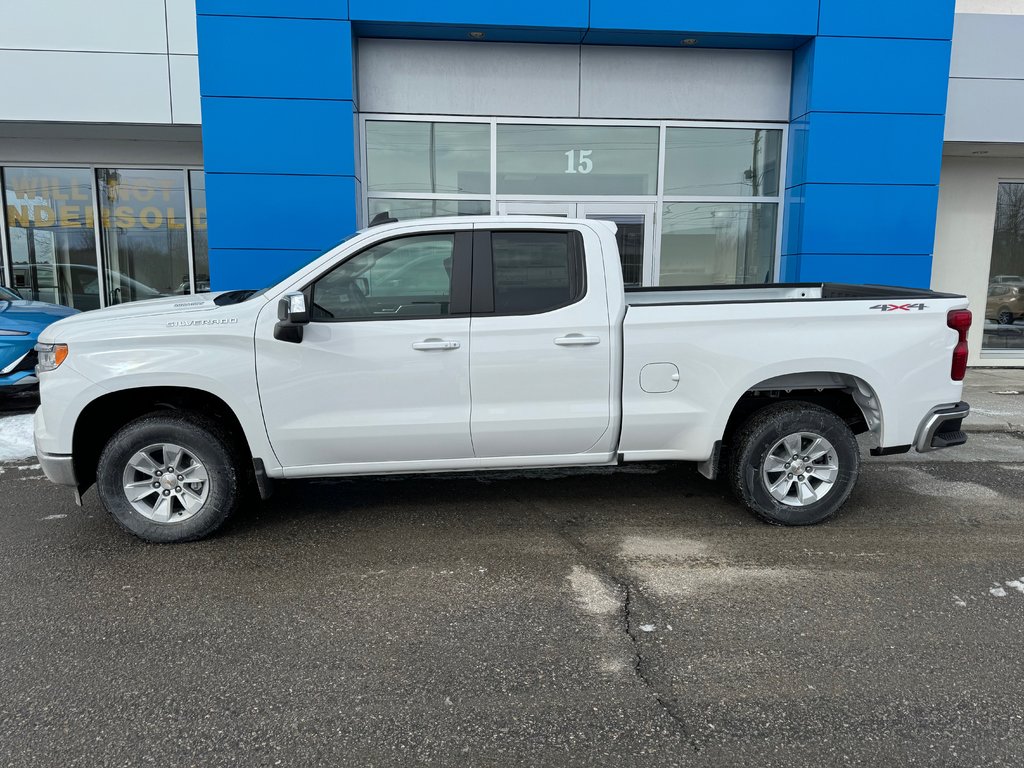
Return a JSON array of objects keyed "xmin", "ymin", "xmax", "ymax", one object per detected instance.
[
  {"xmin": 497, "ymin": 201, "xmax": 656, "ymax": 286},
  {"xmin": 578, "ymin": 203, "xmax": 656, "ymax": 288}
]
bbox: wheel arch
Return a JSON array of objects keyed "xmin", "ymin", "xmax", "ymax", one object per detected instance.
[
  {"xmin": 705, "ymin": 371, "xmax": 883, "ymax": 479},
  {"xmin": 72, "ymin": 386, "xmax": 255, "ymax": 494}
]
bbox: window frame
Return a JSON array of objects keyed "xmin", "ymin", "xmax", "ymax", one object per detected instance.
[
  {"xmin": 980, "ymin": 178, "xmax": 1024, "ymax": 359},
  {"xmin": 0, "ymin": 162, "xmax": 205, "ymax": 307},
  {"xmin": 359, "ymin": 114, "xmax": 788, "ymax": 285},
  {"xmin": 302, "ymin": 230, "xmax": 473, "ymax": 323},
  {"xmin": 471, "ymin": 228, "xmax": 587, "ymax": 317}
]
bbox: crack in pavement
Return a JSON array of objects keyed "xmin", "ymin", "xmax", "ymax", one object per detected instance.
[
  {"xmin": 622, "ymin": 584, "xmax": 692, "ymax": 740},
  {"xmin": 510, "ymin": 488, "xmax": 702, "ymax": 752}
]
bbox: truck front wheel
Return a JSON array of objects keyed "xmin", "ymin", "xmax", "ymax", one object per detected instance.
[
  {"xmin": 728, "ymin": 401, "xmax": 860, "ymax": 526},
  {"xmin": 96, "ymin": 412, "xmax": 242, "ymax": 543}
]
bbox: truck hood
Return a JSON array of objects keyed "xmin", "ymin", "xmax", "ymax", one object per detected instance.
[{"xmin": 38, "ymin": 292, "xmax": 264, "ymax": 344}]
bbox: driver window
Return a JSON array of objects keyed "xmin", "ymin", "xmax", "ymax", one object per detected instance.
[{"xmin": 309, "ymin": 233, "xmax": 455, "ymax": 320}]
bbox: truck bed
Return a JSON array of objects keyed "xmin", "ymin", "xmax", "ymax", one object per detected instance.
[
  {"xmin": 625, "ymin": 282, "xmax": 964, "ymax": 307},
  {"xmin": 617, "ymin": 280, "xmax": 970, "ymax": 462}
]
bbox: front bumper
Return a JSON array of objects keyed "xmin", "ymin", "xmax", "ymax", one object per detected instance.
[
  {"xmin": 0, "ymin": 346, "xmax": 38, "ymax": 388},
  {"xmin": 915, "ymin": 402, "xmax": 970, "ymax": 453},
  {"xmin": 35, "ymin": 434, "xmax": 77, "ymax": 487}
]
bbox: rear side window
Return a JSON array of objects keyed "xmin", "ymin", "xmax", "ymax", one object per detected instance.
[{"xmin": 489, "ymin": 231, "xmax": 585, "ymax": 314}]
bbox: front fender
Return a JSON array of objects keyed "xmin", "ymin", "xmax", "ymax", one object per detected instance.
[{"xmin": 55, "ymin": 333, "xmax": 280, "ymax": 473}]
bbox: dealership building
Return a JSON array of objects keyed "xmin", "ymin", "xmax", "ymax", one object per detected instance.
[{"xmin": 1, "ymin": 0, "xmax": 1023, "ymax": 365}]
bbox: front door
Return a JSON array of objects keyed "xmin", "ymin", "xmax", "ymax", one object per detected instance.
[
  {"xmin": 497, "ymin": 201, "xmax": 656, "ymax": 286},
  {"xmin": 256, "ymin": 229, "xmax": 475, "ymax": 470}
]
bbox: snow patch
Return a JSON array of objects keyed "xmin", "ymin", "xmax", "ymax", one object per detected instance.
[
  {"xmin": 1005, "ymin": 580, "xmax": 1024, "ymax": 594},
  {"xmin": 42, "ymin": 514, "xmax": 67, "ymax": 521},
  {"xmin": 639, "ymin": 624, "xmax": 656, "ymax": 633},
  {"xmin": 619, "ymin": 534, "xmax": 708, "ymax": 562},
  {"xmin": 566, "ymin": 565, "xmax": 620, "ymax": 617},
  {"xmin": 990, "ymin": 586, "xmax": 1008, "ymax": 597},
  {"xmin": 642, "ymin": 565, "xmax": 808, "ymax": 597},
  {"xmin": 0, "ymin": 414, "xmax": 35, "ymax": 462},
  {"xmin": 893, "ymin": 467, "xmax": 1002, "ymax": 501},
  {"xmin": 599, "ymin": 658, "xmax": 630, "ymax": 676}
]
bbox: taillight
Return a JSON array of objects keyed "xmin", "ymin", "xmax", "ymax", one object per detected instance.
[{"xmin": 947, "ymin": 309, "xmax": 972, "ymax": 381}]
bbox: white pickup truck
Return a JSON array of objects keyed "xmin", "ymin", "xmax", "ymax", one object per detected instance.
[{"xmin": 33, "ymin": 216, "xmax": 972, "ymax": 542}]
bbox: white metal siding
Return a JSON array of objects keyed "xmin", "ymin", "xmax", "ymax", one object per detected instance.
[
  {"xmin": 0, "ymin": 0, "xmax": 199, "ymax": 125},
  {"xmin": 946, "ymin": 13, "xmax": 1024, "ymax": 143},
  {"xmin": 358, "ymin": 39, "xmax": 792, "ymax": 122}
]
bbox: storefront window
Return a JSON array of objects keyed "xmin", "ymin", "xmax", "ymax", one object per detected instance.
[
  {"xmin": 3, "ymin": 167, "xmax": 101, "ymax": 310},
  {"xmin": 496, "ymin": 124, "xmax": 659, "ymax": 195},
  {"xmin": 189, "ymin": 170, "xmax": 209, "ymax": 292},
  {"xmin": 982, "ymin": 182, "xmax": 1024, "ymax": 352},
  {"xmin": 359, "ymin": 117, "xmax": 785, "ymax": 287},
  {"xmin": 368, "ymin": 198, "xmax": 490, "ymax": 222},
  {"xmin": 660, "ymin": 203, "xmax": 777, "ymax": 286},
  {"xmin": 664, "ymin": 128, "xmax": 782, "ymax": 197},
  {"xmin": 97, "ymin": 169, "xmax": 190, "ymax": 304},
  {"xmin": 366, "ymin": 121, "xmax": 490, "ymax": 195}
]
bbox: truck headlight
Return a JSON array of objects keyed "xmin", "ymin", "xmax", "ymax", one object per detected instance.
[{"xmin": 35, "ymin": 343, "xmax": 69, "ymax": 372}]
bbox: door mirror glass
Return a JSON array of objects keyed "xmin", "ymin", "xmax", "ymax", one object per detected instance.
[
  {"xmin": 278, "ymin": 291, "xmax": 309, "ymax": 324},
  {"xmin": 275, "ymin": 291, "xmax": 309, "ymax": 343}
]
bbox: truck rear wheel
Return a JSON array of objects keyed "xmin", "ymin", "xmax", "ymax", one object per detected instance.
[
  {"xmin": 96, "ymin": 412, "xmax": 242, "ymax": 543},
  {"xmin": 728, "ymin": 401, "xmax": 859, "ymax": 526}
]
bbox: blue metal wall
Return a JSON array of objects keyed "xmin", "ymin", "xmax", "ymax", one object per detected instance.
[{"xmin": 196, "ymin": 0, "xmax": 956, "ymax": 290}]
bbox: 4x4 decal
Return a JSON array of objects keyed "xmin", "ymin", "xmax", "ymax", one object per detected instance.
[{"xmin": 869, "ymin": 303, "xmax": 927, "ymax": 312}]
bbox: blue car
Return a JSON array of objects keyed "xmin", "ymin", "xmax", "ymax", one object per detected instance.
[{"xmin": 1, "ymin": 285, "xmax": 79, "ymax": 392}]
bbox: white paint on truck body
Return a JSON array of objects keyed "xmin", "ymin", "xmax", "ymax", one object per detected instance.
[{"xmin": 34, "ymin": 216, "xmax": 968, "ymax": 484}]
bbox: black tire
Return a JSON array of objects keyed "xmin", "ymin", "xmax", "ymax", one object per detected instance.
[
  {"xmin": 96, "ymin": 412, "xmax": 243, "ymax": 543},
  {"xmin": 997, "ymin": 308, "xmax": 1015, "ymax": 325},
  {"xmin": 727, "ymin": 401, "xmax": 860, "ymax": 526}
]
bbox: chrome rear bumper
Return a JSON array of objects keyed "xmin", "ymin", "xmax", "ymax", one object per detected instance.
[{"xmin": 915, "ymin": 402, "xmax": 970, "ymax": 453}]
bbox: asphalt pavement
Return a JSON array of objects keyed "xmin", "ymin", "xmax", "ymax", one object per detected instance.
[{"xmin": 1, "ymin": 419, "xmax": 1023, "ymax": 766}]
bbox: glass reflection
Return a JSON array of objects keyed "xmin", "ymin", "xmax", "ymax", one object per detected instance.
[
  {"xmin": 97, "ymin": 168, "xmax": 189, "ymax": 304},
  {"xmin": 660, "ymin": 203, "xmax": 777, "ymax": 286},
  {"xmin": 664, "ymin": 128, "xmax": 782, "ymax": 197},
  {"xmin": 3, "ymin": 167, "xmax": 100, "ymax": 310},
  {"xmin": 366, "ymin": 121, "xmax": 490, "ymax": 195},
  {"xmin": 983, "ymin": 183, "xmax": 1024, "ymax": 352},
  {"xmin": 189, "ymin": 170, "xmax": 209, "ymax": 292},
  {"xmin": 496, "ymin": 125, "xmax": 659, "ymax": 195},
  {"xmin": 368, "ymin": 198, "xmax": 490, "ymax": 222}
]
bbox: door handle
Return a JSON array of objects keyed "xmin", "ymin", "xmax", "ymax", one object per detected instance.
[
  {"xmin": 554, "ymin": 334, "xmax": 601, "ymax": 347},
  {"xmin": 412, "ymin": 339, "xmax": 461, "ymax": 351}
]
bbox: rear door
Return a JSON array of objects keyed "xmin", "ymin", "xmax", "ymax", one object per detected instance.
[{"xmin": 468, "ymin": 223, "xmax": 615, "ymax": 459}]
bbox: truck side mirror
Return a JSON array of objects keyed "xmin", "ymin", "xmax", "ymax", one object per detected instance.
[{"xmin": 275, "ymin": 291, "xmax": 309, "ymax": 343}]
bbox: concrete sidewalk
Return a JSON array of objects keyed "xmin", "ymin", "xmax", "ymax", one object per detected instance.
[{"xmin": 963, "ymin": 367, "xmax": 1024, "ymax": 432}]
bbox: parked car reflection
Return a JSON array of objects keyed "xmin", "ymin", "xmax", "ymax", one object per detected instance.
[
  {"xmin": 13, "ymin": 263, "xmax": 172, "ymax": 311},
  {"xmin": 986, "ymin": 279, "xmax": 1024, "ymax": 325}
]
